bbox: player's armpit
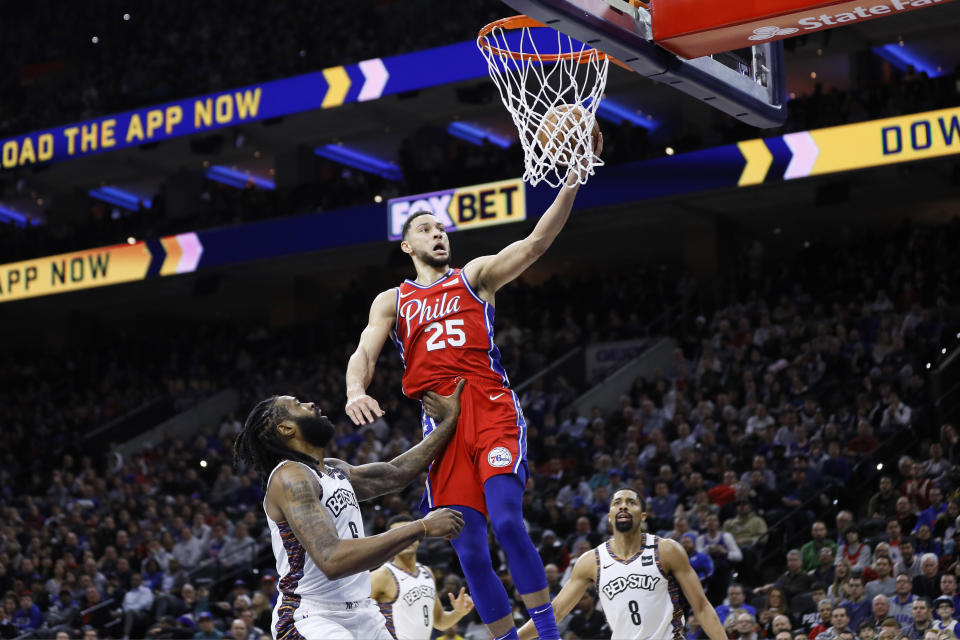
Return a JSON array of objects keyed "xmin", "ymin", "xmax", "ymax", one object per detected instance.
[
  {"xmin": 517, "ymin": 550, "xmax": 596, "ymax": 640},
  {"xmin": 369, "ymin": 566, "xmax": 396, "ymax": 603},
  {"xmin": 660, "ymin": 538, "xmax": 729, "ymax": 640}
]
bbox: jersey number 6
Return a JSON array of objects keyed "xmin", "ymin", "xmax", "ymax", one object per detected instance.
[{"xmin": 424, "ymin": 319, "xmax": 466, "ymax": 352}]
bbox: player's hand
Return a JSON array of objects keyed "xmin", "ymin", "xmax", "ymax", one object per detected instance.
[
  {"xmin": 422, "ymin": 379, "xmax": 466, "ymax": 423},
  {"xmin": 593, "ymin": 127, "xmax": 603, "ymax": 157},
  {"xmin": 448, "ymin": 587, "xmax": 474, "ymax": 615},
  {"xmin": 345, "ymin": 393, "xmax": 385, "ymax": 426},
  {"xmin": 421, "ymin": 508, "xmax": 464, "ymax": 539}
]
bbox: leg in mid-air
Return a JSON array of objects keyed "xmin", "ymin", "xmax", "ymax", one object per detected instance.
[
  {"xmin": 447, "ymin": 505, "xmax": 519, "ymax": 640},
  {"xmin": 485, "ymin": 473, "xmax": 560, "ymax": 640}
]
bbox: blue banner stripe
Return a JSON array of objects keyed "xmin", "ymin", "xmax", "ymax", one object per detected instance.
[{"xmin": 764, "ymin": 136, "xmax": 792, "ymax": 183}]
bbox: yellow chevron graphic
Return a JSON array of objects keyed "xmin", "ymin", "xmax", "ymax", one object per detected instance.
[
  {"xmin": 322, "ymin": 66, "xmax": 351, "ymax": 109},
  {"xmin": 737, "ymin": 139, "xmax": 773, "ymax": 186}
]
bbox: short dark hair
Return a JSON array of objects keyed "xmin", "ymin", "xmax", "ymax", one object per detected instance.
[
  {"xmin": 401, "ymin": 211, "xmax": 435, "ymax": 241},
  {"xmin": 811, "ymin": 582, "xmax": 826, "ymax": 592},
  {"xmin": 611, "ymin": 486, "xmax": 646, "ymax": 512},
  {"xmin": 387, "ymin": 514, "xmax": 415, "ymax": 528}
]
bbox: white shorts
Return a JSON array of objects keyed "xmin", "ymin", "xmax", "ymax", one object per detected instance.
[{"xmin": 272, "ymin": 595, "xmax": 394, "ymax": 640}]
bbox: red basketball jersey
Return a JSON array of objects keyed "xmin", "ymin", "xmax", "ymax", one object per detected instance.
[{"xmin": 390, "ymin": 268, "xmax": 509, "ymax": 398}]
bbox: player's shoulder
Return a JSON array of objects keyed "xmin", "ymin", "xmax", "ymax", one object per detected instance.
[
  {"xmin": 372, "ymin": 287, "xmax": 399, "ymax": 308},
  {"xmin": 654, "ymin": 535, "xmax": 684, "ymax": 569},
  {"xmin": 420, "ymin": 564, "xmax": 435, "ymax": 579}
]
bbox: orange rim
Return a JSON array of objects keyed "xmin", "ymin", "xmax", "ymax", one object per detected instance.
[{"xmin": 477, "ymin": 15, "xmax": 609, "ymax": 63}]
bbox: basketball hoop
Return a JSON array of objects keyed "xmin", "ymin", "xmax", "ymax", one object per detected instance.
[{"xmin": 477, "ymin": 16, "xmax": 609, "ymax": 189}]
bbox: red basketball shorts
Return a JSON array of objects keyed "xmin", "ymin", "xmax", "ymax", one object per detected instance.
[{"xmin": 417, "ymin": 376, "xmax": 528, "ymax": 518}]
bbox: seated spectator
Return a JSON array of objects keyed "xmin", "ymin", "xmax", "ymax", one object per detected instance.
[
  {"xmin": 865, "ymin": 556, "xmax": 896, "ymax": 600},
  {"xmin": 717, "ymin": 583, "xmax": 757, "ymax": 625},
  {"xmin": 890, "ymin": 573, "xmax": 917, "ymax": 629},
  {"xmin": 855, "ymin": 619, "xmax": 877, "ymax": 640},
  {"xmin": 649, "ymin": 480, "xmax": 679, "ymax": 532},
  {"xmin": 731, "ymin": 611, "xmax": 761, "ymax": 640},
  {"xmin": 846, "ymin": 420, "xmax": 879, "ymax": 457},
  {"xmin": 697, "ymin": 513, "xmax": 742, "ymax": 601},
  {"xmin": 814, "ymin": 605, "xmax": 852, "ymax": 640},
  {"xmin": 905, "ymin": 598, "xmax": 935, "ymax": 640},
  {"xmin": 903, "ymin": 463, "xmax": 933, "ymax": 512},
  {"xmin": 896, "ymin": 539, "xmax": 923, "ymax": 579},
  {"xmin": 868, "ymin": 478, "xmax": 899, "ymax": 520},
  {"xmin": 798, "ymin": 583, "xmax": 830, "ymax": 631},
  {"xmin": 220, "ymin": 523, "xmax": 257, "ymax": 569},
  {"xmin": 680, "ymin": 533, "xmax": 714, "ymax": 581},
  {"xmin": 538, "ymin": 530, "xmax": 570, "ymax": 571},
  {"xmin": 914, "ymin": 525, "xmax": 943, "ymax": 559},
  {"xmin": 809, "ymin": 600, "xmax": 835, "ymax": 639},
  {"xmin": 842, "ymin": 576, "xmax": 871, "ymax": 631},
  {"xmin": 194, "ymin": 611, "xmax": 223, "ymax": 639},
  {"xmin": 837, "ymin": 526, "xmax": 872, "ymax": 574},
  {"xmin": 916, "ymin": 487, "xmax": 947, "ymax": 534},
  {"xmin": 822, "ymin": 443, "xmax": 853, "ymax": 486},
  {"xmin": 119, "ymin": 572, "xmax": 155, "ymax": 639},
  {"xmin": 564, "ymin": 517, "xmax": 600, "ymax": 554},
  {"xmin": 912, "ymin": 554, "xmax": 942, "ymax": 600},
  {"xmin": 803, "ymin": 522, "xmax": 838, "ymax": 572},
  {"xmin": 812, "ymin": 547, "xmax": 837, "ymax": 586},
  {"xmin": 938, "ymin": 574, "xmax": 959, "ymax": 612},
  {"xmin": 866, "ymin": 595, "xmax": 890, "ymax": 630},
  {"xmin": 758, "ymin": 588, "xmax": 791, "ymax": 636},
  {"xmin": 44, "ymin": 588, "xmax": 80, "ymax": 633},
  {"xmin": 565, "ymin": 590, "xmax": 607, "ymax": 640},
  {"xmin": 880, "ymin": 393, "xmax": 912, "ymax": 432},
  {"xmin": 776, "ymin": 550, "xmax": 814, "ymax": 601},
  {"xmin": 931, "ymin": 596, "xmax": 957, "ymax": 637},
  {"xmin": 11, "ymin": 592, "xmax": 44, "ymax": 633},
  {"xmin": 174, "ymin": 527, "xmax": 205, "ymax": 570},
  {"xmin": 723, "ymin": 499, "xmax": 768, "ymax": 548}
]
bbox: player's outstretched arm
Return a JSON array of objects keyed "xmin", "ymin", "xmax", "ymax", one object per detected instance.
[
  {"xmin": 517, "ymin": 550, "xmax": 597, "ymax": 640},
  {"xmin": 328, "ymin": 380, "xmax": 466, "ymax": 501},
  {"xmin": 660, "ymin": 537, "xmax": 729, "ymax": 640},
  {"xmin": 433, "ymin": 585, "xmax": 474, "ymax": 631},
  {"xmin": 464, "ymin": 129, "xmax": 601, "ymax": 297},
  {"xmin": 268, "ymin": 463, "xmax": 464, "ymax": 580},
  {"xmin": 345, "ymin": 289, "xmax": 396, "ymax": 425}
]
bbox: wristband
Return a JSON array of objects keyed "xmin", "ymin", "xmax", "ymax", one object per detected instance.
[{"xmin": 418, "ymin": 519, "xmax": 428, "ymax": 538}]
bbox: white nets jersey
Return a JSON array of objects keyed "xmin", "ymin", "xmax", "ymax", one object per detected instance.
[
  {"xmin": 595, "ymin": 534, "xmax": 684, "ymax": 640},
  {"xmin": 378, "ymin": 562, "xmax": 435, "ymax": 640},
  {"xmin": 264, "ymin": 461, "xmax": 370, "ymax": 635}
]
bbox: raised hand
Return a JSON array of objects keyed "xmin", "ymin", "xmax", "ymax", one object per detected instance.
[
  {"xmin": 345, "ymin": 393, "xmax": 385, "ymax": 426},
  {"xmin": 448, "ymin": 587, "xmax": 475, "ymax": 615}
]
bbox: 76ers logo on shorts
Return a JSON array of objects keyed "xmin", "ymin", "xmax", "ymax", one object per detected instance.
[{"xmin": 487, "ymin": 447, "xmax": 513, "ymax": 468}]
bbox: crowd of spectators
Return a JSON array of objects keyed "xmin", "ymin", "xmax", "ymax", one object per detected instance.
[{"xmin": 1, "ymin": 212, "xmax": 959, "ymax": 640}]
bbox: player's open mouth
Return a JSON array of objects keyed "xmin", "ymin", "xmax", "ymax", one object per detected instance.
[
  {"xmin": 433, "ymin": 244, "xmax": 447, "ymax": 254},
  {"xmin": 616, "ymin": 513, "xmax": 632, "ymax": 522}
]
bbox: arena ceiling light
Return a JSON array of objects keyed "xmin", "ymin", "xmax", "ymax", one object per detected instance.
[
  {"xmin": 0, "ymin": 204, "xmax": 33, "ymax": 227},
  {"xmin": 205, "ymin": 165, "xmax": 276, "ymax": 190},
  {"xmin": 872, "ymin": 44, "xmax": 945, "ymax": 78},
  {"xmin": 446, "ymin": 122, "xmax": 513, "ymax": 149},
  {"xmin": 595, "ymin": 99, "xmax": 659, "ymax": 131},
  {"xmin": 89, "ymin": 186, "xmax": 152, "ymax": 210},
  {"xmin": 314, "ymin": 144, "xmax": 403, "ymax": 181}
]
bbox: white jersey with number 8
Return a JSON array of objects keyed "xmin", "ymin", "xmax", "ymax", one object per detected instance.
[{"xmin": 594, "ymin": 534, "xmax": 684, "ymax": 640}]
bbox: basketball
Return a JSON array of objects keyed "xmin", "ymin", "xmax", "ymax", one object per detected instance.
[{"xmin": 535, "ymin": 104, "xmax": 600, "ymax": 167}]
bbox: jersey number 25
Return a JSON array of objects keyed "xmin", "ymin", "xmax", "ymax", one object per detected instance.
[{"xmin": 424, "ymin": 319, "xmax": 466, "ymax": 352}]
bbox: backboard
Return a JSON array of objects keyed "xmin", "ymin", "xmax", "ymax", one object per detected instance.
[{"xmin": 500, "ymin": 0, "xmax": 788, "ymax": 128}]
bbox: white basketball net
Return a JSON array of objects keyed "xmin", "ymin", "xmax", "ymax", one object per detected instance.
[{"xmin": 478, "ymin": 19, "xmax": 609, "ymax": 189}]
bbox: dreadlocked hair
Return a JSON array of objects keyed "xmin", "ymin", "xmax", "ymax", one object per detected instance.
[{"xmin": 233, "ymin": 395, "xmax": 321, "ymax": 488}]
